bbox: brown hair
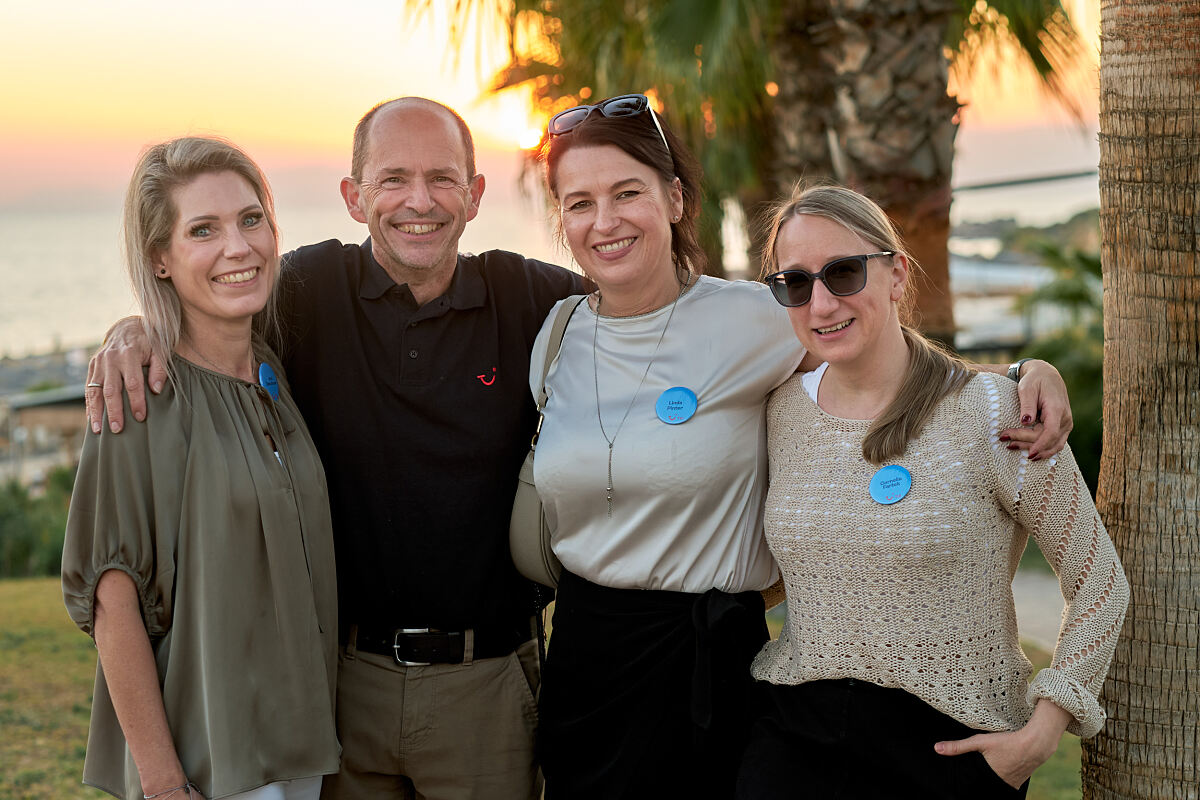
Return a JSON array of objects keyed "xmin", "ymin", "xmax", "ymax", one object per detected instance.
[
  {"xmin": 762, "ymin": 183, "xmax": 975, "ymax": 464},
  {"xmin": 543, "ymin": 97, "xmax": 706, "ymax": 275},
  {"xmin": 351, "ymin": 97, "xmax": 476, "ymax": 181},
  {"xmin": 122, "ymin": 136, "xmax": 280, "ymax": 383}
]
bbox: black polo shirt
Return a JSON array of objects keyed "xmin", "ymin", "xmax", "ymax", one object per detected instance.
[{"xmin": 278, "ymin": 239, "xmax": 584, "ymax": 634}]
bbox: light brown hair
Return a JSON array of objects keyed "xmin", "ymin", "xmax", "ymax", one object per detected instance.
[
  {"xmin": 123, "ymin": 136, "xmax": 280, "ymax": 383},
  {"xmin": 762, "ymin": 183, "xmax": 975, "ymax": 464}
]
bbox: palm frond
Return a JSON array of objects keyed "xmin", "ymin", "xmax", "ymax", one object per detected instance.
[{"xmin": 948, "ymin": 0, "xmax": 1088, "ymax": 121}]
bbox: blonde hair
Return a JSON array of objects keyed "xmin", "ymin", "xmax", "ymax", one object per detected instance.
[
  {"xmin": 122, "ymin": 137, "xmax": 280, "ymax": 383},
  {"xmin": 761, "ymin": 183, "xmax": 975, "ymax": 464}
]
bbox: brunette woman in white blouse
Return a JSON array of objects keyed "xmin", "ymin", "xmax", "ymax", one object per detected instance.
[
  {"xmin": 739, "ymin": 184, "xmax": 1128, "ymax": 799},
  {"xmin": 529, "ymin": 98, "xmax": 1079, "ymax": 800}
]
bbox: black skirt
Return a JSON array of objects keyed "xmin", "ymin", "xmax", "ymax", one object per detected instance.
[{"xmin": 540, "ymin": 570, "xmax": 768, "ymax": 800}]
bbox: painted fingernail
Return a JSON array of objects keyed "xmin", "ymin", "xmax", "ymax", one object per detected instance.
[
  {"xmin": 999, "ymin": 434, "xmax": 1010, "ymax": 442},
  {"xmin": 1021, "ymin": 415, "xmax": 1032, "ymax": 425},
  {"xmin": 1007, "ymin": 444, "xmax": 1019, "ymax": 450}
]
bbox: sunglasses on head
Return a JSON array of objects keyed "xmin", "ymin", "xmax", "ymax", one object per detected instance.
[
  {"xmin": 765, "ymin": 252, "xmax": 896, "ymax": 307},
  {"xmin": 547, "ymin": 94, "xmax": 671, "ymax": 156}
]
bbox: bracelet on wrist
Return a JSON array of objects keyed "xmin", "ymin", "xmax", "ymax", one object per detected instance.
[
  {"xmin": 144, "ymin": 781, "xmax": 199, "ymax": 800},
  {"xmin": 1007, "ymin": 357, "xmax": 1033, "ymax": 382}
]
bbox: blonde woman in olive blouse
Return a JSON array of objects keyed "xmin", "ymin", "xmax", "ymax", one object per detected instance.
[{"xmin": 62, "ymin": 138, "xmax": 339, "ymax": 800}]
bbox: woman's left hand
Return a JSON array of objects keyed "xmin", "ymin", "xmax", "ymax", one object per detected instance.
[
  {"xmin": 934, "ymin": 729, "xmax": 1050, "ymax": 789},
  {"xmin": 935, "ymin": 699, "xmax": 1072, "ymax": 789},
  {"xmin": 1000, "ymin": 359, "xmax": 1073, "ymax": 460}
]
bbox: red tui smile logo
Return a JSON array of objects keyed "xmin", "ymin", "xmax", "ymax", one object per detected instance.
[{"xmin": 476, "ymin": 367, "xmax": 497, "ymax": 386}]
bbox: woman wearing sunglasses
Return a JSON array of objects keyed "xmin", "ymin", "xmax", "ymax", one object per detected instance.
[
  {"xmin": 528, "ymin": 95, "xmax": 1075, "ymax": 799},
  {"xmin": 738, "ymin": 184, "xmax": 1128, "ymax": 798},
  {"xmin": 61, "ymin": 138, "xmax": 339, "ymax": 800}
]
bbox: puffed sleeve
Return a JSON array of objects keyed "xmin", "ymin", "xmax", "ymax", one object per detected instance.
[
  {"xmin": 61, "ymin": 387, "xmax": 181, "ymax": 640},
  {"xmin": 978, "ymin": 374, "xmax": 1130, "ymax": 738}
]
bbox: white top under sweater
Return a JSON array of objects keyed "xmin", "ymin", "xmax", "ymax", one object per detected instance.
[
  {"xmin": 753, "ymin": 369, "xmax": 1129, "ymax": 738},
  {"xmin": 528, "ymin": 277, "xmax": 804, "ymax": 594}
]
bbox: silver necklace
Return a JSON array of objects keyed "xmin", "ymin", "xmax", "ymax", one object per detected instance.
[{"xmin": 593, "ymin": 275, "xmax": 690, "ymax": 517}]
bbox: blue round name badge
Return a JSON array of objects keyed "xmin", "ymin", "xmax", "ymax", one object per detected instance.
[
  {"xmin": 869, "ymin": 464, "xmax": 912, "ymax": 505},
  {"xmin": 258, "ymin": 362, "xmax": 280, "ymax": 401},
  {"xmin": 655, "ymin": 387, "xmax": 698, "ymax": 425}
]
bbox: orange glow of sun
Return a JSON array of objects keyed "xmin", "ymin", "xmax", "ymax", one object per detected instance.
[{"xmin": 519, "ymin": 128, "xmax": 544, "ymax": 150}]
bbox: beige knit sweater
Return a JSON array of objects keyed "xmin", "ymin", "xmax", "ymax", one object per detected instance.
[{"xmin": 753, "ymin": 371, "xmax": 1129, "ymax": 737}]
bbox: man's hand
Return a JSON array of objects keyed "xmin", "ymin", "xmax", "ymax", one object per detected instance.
[
  {"xmin": 998, "ymin": 359, "xmax": 1073, "ymax": 460},
  {"xmin": 86, "ymin": 317, "xmax": 164, "ymax": 433}
]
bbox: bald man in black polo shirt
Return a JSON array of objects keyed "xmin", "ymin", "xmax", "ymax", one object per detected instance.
[{"xmin": 89, "ymin": 98, "xmax": 584, "ymax": 799}]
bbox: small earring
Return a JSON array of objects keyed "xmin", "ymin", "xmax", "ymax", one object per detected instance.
[
  {"xmin": 672, "ymin": 215, "xmax": 680, "ymax": 223},
  {"xmin": 158, "ymin": 268, "xmax": 168, "ymax": 277}
]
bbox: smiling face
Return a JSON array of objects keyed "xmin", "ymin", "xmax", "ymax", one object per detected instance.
[
  {"xmin": 341, "ymin": 103, "xmax": 484, "ymax": 287},
  {"xmin": 552, "ymin": 144, "xmax": 683, "ymax": 304},
  {"xmin": 774, "ymin": 213, "xmax": 908, "ymax": 367},
  {"xmin": 156, "ymin": 170, "xmax": 277, "ymax": 334}
]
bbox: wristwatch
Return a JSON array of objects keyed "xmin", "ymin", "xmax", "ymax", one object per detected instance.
[{"xmin": 1007, "ymin": 357, "xmax": 1033, "ymax": 382}]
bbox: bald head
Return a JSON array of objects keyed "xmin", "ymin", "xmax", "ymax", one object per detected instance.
[{"xmin": 351, "ymin": 97, "xmax": 476, "ymax": 182}]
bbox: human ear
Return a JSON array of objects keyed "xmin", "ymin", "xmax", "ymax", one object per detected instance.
[
  {"xmin": 465, "ymin": 173, "xmax": 486, "ymax": 222},
  {"xmin": 889, "ymin": 253, "xmax": 909, "ymax": 302},
  {"xmin": 668, "ymin": 176, "xmax": 683, "ymax": 222},
  {"xmin": 340, "ymin": 177, "xmax": 368, "ymax": 224},
  {"xmin": 152, "ymin": 252, "xmax": 170, "ymax": 279}
]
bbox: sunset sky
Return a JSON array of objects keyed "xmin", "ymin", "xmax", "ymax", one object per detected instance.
[
  {"xmin": 1, "ymin": 1, "xmax": 1099, "ymax": 197},
  {"xmin": 0, "ymin": 2, "xmax": 543, "ymax": 204}
]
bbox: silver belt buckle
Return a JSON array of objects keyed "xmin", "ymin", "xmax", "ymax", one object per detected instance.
[{"xmin": 393, "ymin": 627, "xmax": 431, "ymax": 666}]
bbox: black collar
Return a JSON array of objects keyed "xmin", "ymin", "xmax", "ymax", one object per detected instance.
[{"xmin": 358, "ymin": 239, "xmax": 487, "ymax": 311}]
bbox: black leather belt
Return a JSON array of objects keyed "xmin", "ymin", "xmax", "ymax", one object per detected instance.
[{"xmin": 350, "ymin": 624, "xmax": 531, "ymax": 666}]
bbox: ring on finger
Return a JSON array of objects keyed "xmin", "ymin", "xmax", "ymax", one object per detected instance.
[{"xmin": 86, "ymin": 382, "xmax": 103, "ymax": 388}]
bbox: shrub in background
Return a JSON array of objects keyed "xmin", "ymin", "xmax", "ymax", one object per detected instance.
[{"xmin": 0, "ymin": 464, "xmax": 75, "ymax": 578}]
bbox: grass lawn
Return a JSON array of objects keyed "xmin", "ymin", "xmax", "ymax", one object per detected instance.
[
  {"xmin": 0, "ymin": 577, "xmax": 107, "ymax": 799},
  {"xmin": 3, "ymin": 576, "xmax": 1081, "ymax": 799}
]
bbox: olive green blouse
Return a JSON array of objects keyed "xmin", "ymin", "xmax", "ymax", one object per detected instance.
[{"xmin": 62, "ymin": 348, "xmax": 340, "ymax": 800}]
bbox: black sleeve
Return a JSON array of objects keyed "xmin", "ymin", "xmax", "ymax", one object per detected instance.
[{"xmin": 272, "ymin": 240, "xmax": 356, "ymax": 373}]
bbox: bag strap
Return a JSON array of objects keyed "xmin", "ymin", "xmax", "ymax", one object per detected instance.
[
  {"xmin": 535, "ymin": 294, "xmax": 588, "ymax": 411},
  {"xmin": 530, "ymin": 295, "xmax": 587, "ymax": 448}
]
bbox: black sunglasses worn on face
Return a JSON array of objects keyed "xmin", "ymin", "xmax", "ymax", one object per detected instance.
[
  {"xmin": 547, "ymin": 94, "xmax": 672, "ymax": 156},
  {"xmin": 765, "ymin": 252, "xmax": 896, "ymax": 307}
]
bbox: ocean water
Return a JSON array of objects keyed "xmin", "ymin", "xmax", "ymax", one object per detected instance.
[{"xmin": 0, "ymin": 190, "xmax": 563, "ymax": 358}]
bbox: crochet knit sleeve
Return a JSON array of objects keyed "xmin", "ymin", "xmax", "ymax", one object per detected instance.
[{"xmin": 975, "ymin": 375, "xmax": 1130, "ymax": 738}]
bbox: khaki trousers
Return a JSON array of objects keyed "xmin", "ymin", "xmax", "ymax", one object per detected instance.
[{"xmin": 320, "ymin": 634, "xmax": 541, "ymax": 800}]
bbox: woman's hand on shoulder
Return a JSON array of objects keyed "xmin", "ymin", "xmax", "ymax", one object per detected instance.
[
  {"xmin": 934, "ymin": 699, "xmax": 1071, "ymax": 789},
  {"xmin": 999, "ymin": 359, "xmax": 1073, "ymax": 460}
]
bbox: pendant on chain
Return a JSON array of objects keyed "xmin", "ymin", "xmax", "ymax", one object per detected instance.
[
  {"xmin": 606, "ymin": 443, "xmax": 614, "ymax": 517},
  {"xmin": 594, "ymin": 276, "xmax": 691, "ymax": 521}
]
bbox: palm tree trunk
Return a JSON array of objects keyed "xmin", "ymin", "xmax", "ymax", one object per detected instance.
[
  {"xmin": 769, "ymin": 0, "xmax": 836, "ymax": 192},
  {"xmin": 1084, "ymin": 1, "xmax": 1200, "ymax": 797},
  {"xmin": 807, "ymin": 0, "xmax": 960, "ymax": 346}
]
